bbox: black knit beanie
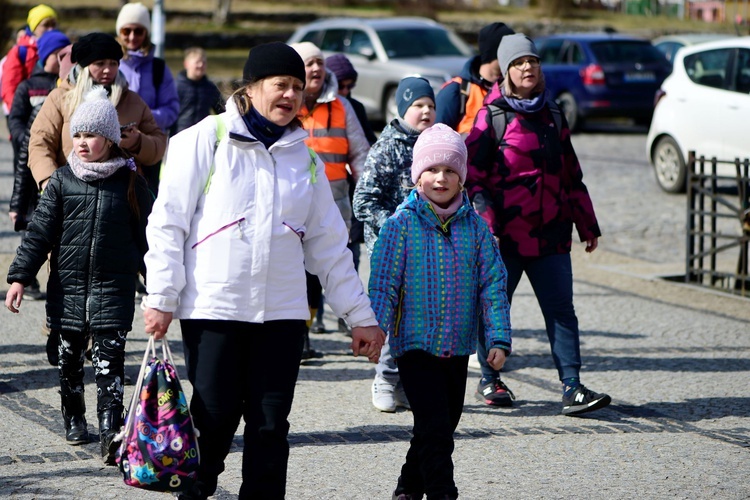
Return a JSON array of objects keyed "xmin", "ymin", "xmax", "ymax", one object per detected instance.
[
  {"xmin": 243, "ymin": 42, "xmax": 306, "ymax": 86},
  {"xmin": 478, "ymin": 23, "xmax": 515, "ymax": 64},
  {"xmin": 71, "ymin": 33, "xmax": 124, "ymax": 68}
]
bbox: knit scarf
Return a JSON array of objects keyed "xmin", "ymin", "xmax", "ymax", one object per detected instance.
[
  {"xmin": 67, "ymin": 151, "xmax": 136, "ymax": 182},
  {"xmin": 242, "ymin": 107, "xmax": 286, "ymax": 149},
  {"xmin": 504, "ymin": 88, "xmax": 550, "ymax": 114},
  {"xmin": 417, "ymin": 186, "xmax": 463, "ymax": 223}
]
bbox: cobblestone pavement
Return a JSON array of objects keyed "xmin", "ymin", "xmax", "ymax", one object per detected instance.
[{"xmin": 0, "ymin": 122, "xmax": 748, "ymax": 499}]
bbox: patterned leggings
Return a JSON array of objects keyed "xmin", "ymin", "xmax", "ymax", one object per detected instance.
[{"xmin": 55, "ymin": 329, "xmax": 128, "ymax": 413}]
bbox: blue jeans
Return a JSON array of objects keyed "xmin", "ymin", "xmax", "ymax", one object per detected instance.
[{"xmin": 477, "ymin": 252, "xmax": 582, "ymax": 382}]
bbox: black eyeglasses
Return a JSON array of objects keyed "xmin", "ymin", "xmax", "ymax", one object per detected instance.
[
  {"xmin": 511, "ymin": 57, "xmax": 540, "ymax": 70},
  {"xmin": 338, "ymin": 83, "xmax": 356, "ymax": 91},
  {"xmin": 120, "ymin": 27, "xmax": 146, "ymax": 37}
]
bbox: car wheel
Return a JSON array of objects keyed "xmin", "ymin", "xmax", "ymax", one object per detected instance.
[
  {"xmin": 653, "ymin": 136, "xmax": 686, "ymax": 194},
  {"xmin": 556, "ymin": 92, "xmax": 582, "ymax": 133},
  {"xmin": 383, "ymin": 86, "xmax": 398, "ymax": 124}
]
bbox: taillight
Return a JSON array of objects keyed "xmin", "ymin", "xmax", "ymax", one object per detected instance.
[
  {"xmin": 581, "ymin": 64, "xmax": 606, "ymax": 85},
  {"xmin": 653, "ymin": 89, "xmax": 666, "ymax": 107}
]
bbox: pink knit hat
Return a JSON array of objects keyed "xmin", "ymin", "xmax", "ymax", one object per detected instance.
[{"xmin": 411, "ymin": 124, "xmax": 468, "ymax": 184}]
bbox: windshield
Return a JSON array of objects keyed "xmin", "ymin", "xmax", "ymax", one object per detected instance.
[
  {"xmin": 590, "ymin": 41, "xmax": 666, "ymax": 64},
  {"xmin": 377, "ymin": 28, "xmax": 469, "ymax": 59}
]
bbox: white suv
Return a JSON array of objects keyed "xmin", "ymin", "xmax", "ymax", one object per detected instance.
[
  {"xmin": 646, "ymin": 37, "xmax": 750, "ymax": 193},
  {"xmin": 288, "ymin": 17, "xmax": 474, "ymax": 123}
]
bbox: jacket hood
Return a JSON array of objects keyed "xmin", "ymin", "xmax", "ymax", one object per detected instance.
[
  {"xmin": 485, "ymin": 81, "xmax": 512, "ymax": 111},
  {"xmin": 380, "ymin": 119, "xmax": 420, "ymax": 148},
  {"xmin": 313, "ymin": 71, "xmax": 339, "ymax": 104}
]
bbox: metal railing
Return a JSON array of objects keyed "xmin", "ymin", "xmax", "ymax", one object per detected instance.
[{"xmin": 686, "ymin": 152, "xmax": 750, "ymax": 297}]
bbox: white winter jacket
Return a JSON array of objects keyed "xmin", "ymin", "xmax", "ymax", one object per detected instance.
[{"xmin": 143, "ymin": 98, "xmax": 378, "ymax": 327}]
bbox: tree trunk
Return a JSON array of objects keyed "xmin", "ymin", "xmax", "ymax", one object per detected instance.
[{"xmin": 213, "ymin": 0, "xmax": 232, "ymax": 25}]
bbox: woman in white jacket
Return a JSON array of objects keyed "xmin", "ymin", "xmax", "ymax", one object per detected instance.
[{"xmin": 142, "ymin": 42, "xmax": 385, "ymax": 499}]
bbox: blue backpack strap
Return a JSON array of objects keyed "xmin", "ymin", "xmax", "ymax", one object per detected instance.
[{"xmin": 18, "ymin": 45, "xmax": 27, "ymax": 65}]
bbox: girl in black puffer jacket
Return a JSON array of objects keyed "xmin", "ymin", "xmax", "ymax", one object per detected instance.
[{"xmin": 5, "ymin": 86, "xmax": 152, "ymax": 465}]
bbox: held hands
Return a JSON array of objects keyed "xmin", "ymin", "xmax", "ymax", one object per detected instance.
[
  {"xmin": 143, "ymin": 306, "xmax": 173, "ymax": 340},
  {"xmin": 487, "ymin": 347, "xmax": 507, "ymax": 371},
  {"xmin": 350, "ymin": 325, "xmax": 386, "ymax": 363},
  {"xmin": 5, "ymin": 283, "xmax": 25, "ymax": 313}
]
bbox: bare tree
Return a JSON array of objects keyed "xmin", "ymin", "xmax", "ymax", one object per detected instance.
[{"xmin": 213, "ymin": 0, "xmax": 232, "ymax": 25}]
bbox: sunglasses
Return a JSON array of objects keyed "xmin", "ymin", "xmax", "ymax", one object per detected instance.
[
  {"xmin": 338, "ymin": 82, "xmax": 356, "ymax": 91},
  {"xmin": 120, "ymin": 27, "xmax": 146, "ymax": 37}
]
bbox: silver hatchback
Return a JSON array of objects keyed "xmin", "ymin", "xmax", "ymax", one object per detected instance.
[{"xmin": 288, "ymin": 17, "xmax": 474, "ymax": 123}]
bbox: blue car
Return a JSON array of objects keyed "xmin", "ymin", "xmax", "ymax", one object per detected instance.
[{"xmin": 535, "ymin": 33, "xmax": 672, "ymax": 131}]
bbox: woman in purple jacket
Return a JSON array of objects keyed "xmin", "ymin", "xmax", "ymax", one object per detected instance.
[
  {"xmin": 116, "ymin": 2, "xmax": 179, "ymax": 196},
  {"xmin": 465, "ymin": 34, "xmax": 611, "ymax": 417}
]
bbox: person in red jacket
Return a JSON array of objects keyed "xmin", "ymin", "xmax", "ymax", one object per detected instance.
[
  {"xmin": 2, "ymin": 4, "xmax": 59, "ymax": 184},
  {"xmin": 2, "ymin": 4, "xmax": 59, "ymax": 116}
]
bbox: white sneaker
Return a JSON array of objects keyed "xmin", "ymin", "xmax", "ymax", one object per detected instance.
[
  {"xmin": 394, "ymin": 382, "xmax": 410, "ymax": 410},
  {"xmin": 371, "ymin": 375, "xmax": 396, "ymax": 412}
]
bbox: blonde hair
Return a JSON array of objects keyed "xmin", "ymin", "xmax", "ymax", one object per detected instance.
[
  {"xmin": 501, "ymin": 70, "xmax": 546, "ymax": 100},
  {"xmin": 231, "ymin": 80, "xmax": 302, "ymax": 130},
  {"xmin": 184, "ymin": 47, "xmax": 206, "ymax": 60},
  {"xmin": 64, "ymin": 66, "xmax": 127, "ymax": 119}
]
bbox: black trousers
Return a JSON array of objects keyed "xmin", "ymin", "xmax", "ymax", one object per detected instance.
[
  {"xmin": 56, "ymin": 329, "xmax": 127, "ymax": 413},
  {"xmin": 180, "ymin": 319, "xmax": 305, "ymax": 500},
  {"xmin": 395, "ymin": 350, "xmax": 468, "ymax": 500}
]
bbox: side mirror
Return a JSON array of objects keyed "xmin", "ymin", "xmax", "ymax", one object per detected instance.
[{"xmin": 358, "ymin": 47, "xmax": 376, "ymax": 60}]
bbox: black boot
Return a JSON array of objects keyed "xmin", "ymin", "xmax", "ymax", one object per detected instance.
[
  {"xmin": 61, "ymin": 392, "xmax": 89, "ymax": 445},
  {"xmin": 99, "ymin": 408, "xmax": 123, "ymax": 465}
]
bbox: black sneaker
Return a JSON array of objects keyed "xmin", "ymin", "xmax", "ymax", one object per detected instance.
[
  {"xmin": 561, "ymin": 385, "xmax": 611, "ymax": 416},
  {"xmin": 475, "ymin": 378, "xmax": 515, "ymax": 407},
  {"xmin": 25, "ymin": 280, "xmax": 46, "ymax": 301},
  {"xmin": 310, "ymin": 320, "xmax": 326, "ymax": 334}
]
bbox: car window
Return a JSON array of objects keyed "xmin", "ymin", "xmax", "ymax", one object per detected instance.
[
  {"xmin": 655, "ymin": 41, "xmax": 682, "ymax": 63},
  {"xmin": 734, "ymin": 49, "xmax": 750, "ymax": 93},
  {"xmin": 567, "ymin": 42, "xmax": 585, "ymax": 64},
  {"xmin": 348, "ymin": 30, "xmax": 373, "ymax": 56},
  {"xmin": 590, "ymin": 41, "xmax": 665, "ymax": 64},
  {"xmin": 538, "ymin": 39, "xmax": 564, "ymax": 64},
  {"xmin": 376, "ymin": 28, "xmax": 466, "ymax": 58},
  {"xmin": 684, "ymin": 48, "xmax": 730, "ymax": 89},
  {"xmin": 300, "ymin": 30, "xmax": 322, "ymax": 46},
  {"xmin": 320, "ymin": 29, "xmax": 348, "ymax": 53}
]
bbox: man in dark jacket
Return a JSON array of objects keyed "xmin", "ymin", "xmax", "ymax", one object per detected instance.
[
  {"xmin": 435, "ymin": 22, "xmax": 514, "ymax": 137},
  {"xmin": 171, "ymin": 47, "xmax": 225, "ymax": 135}
]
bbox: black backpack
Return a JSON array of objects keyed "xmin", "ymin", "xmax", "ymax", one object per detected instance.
[{"xmin": 486, "ymin": 99, "xmax": 563, "ymax": 140}]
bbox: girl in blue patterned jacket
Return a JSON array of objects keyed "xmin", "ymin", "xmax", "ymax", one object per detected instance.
[{"xmin": 368, "ymin": 123, "xmax": 512, "ymax": 500}]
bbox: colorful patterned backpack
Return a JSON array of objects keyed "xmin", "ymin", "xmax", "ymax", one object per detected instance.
[{"xmin": 115, "ymin": 336, "xmax": 200, "ymax": 492}]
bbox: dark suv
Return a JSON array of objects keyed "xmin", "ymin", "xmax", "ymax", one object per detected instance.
[{"xmin": 535, "ymin": 33, "xmax": 671, "ymax": 131}]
